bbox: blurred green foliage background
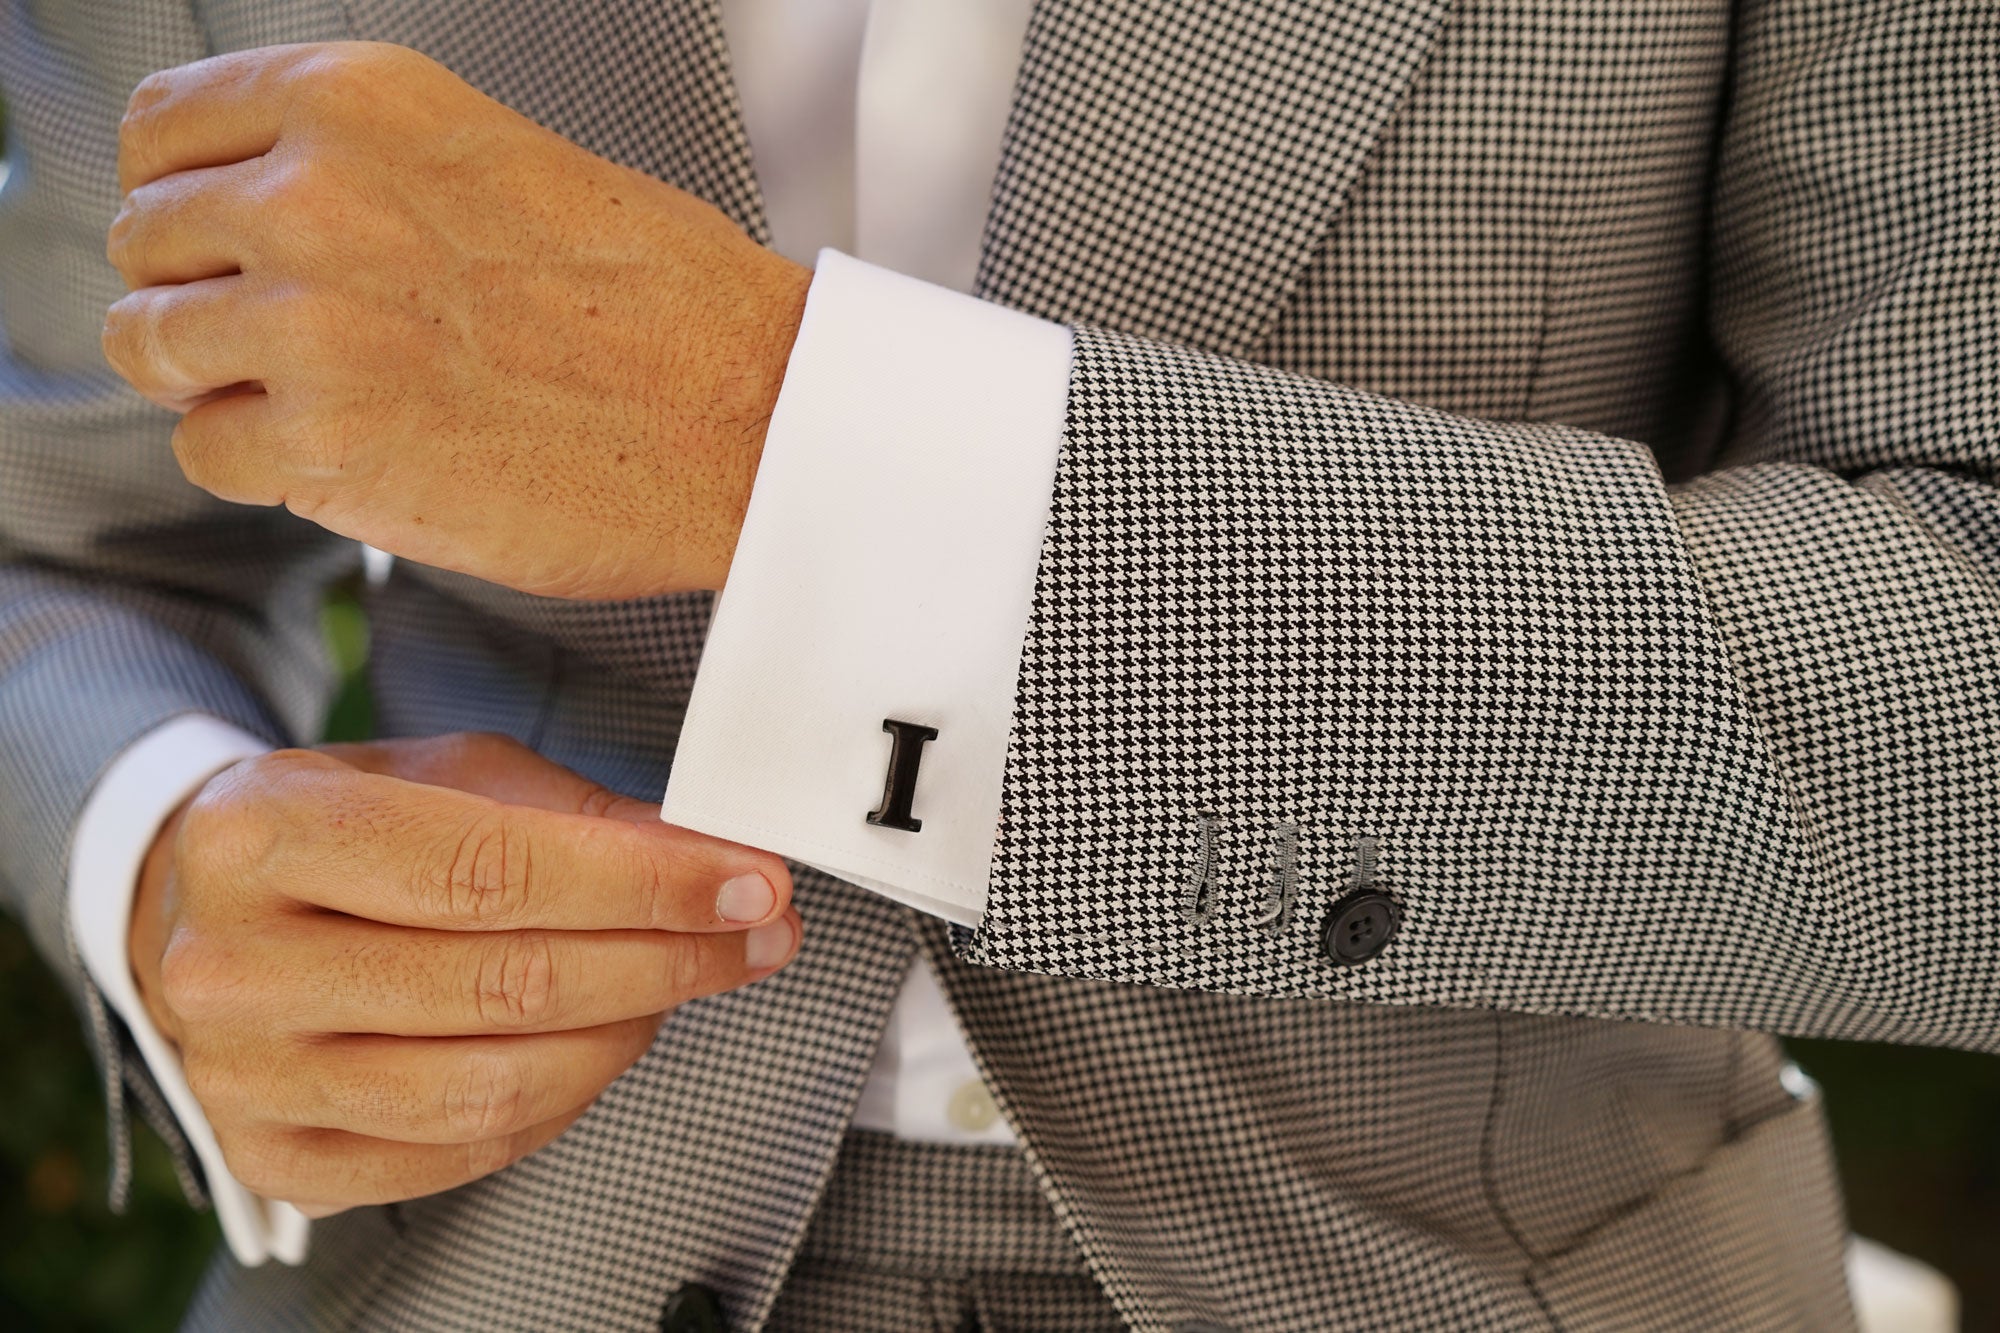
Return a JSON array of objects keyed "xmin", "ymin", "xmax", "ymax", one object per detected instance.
[{"xmin": 1, "ymin": 100, "xmax": 1997, "ymax": 1333}]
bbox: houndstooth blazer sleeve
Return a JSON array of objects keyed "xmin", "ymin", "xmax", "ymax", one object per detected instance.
[
  {"xmin": 961, "ymin": 0, "xmax": 2000, "ymax": 1054},
  {"xmin": 0, "ymin": 5, "xmax": 355, "ymax": 1188}
]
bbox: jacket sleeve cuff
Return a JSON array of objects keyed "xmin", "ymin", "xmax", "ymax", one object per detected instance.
[
  {"xmin": 69, "ymin": 715, "xmax": 311, "ymax": 1266},
  {"xmin": 663, "ymin": 249, "xmax": 1072, "ymax": 925}
]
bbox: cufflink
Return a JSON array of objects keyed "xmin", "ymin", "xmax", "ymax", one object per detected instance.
[{"xmin": 866, "ymin": 718, "xmax": 938, "ymax": 832}]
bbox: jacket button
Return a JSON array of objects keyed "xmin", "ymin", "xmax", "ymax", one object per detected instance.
[
  {"xmin": 660, "ymin": 1282, "xmax": 728, "ymax": 1333},
  {"xmin": 1321, "ymin": 891, "xmax": 1399, "ymax": 965}
]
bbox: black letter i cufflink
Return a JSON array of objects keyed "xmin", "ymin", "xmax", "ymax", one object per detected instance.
[{"xmin": 866, "ymin": 719, "xmax": 938, "ymax": 832}]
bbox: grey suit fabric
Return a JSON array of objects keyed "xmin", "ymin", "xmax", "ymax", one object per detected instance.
[
  {"xmin": 183, "ymin": 1131, "xmax": 1128, "ymax": 1332},
  {"xmin": 3, "ymin": 0, "xmax": 1990, "ymax": 1327}
]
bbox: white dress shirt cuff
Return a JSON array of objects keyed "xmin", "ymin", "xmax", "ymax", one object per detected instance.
[
  {"xmin": 68, "ymin": 715, "xmax": 310, "ymax": 1266},
  {"xmin": 664, "ymin": 249, "xmax": 1072, "ymax": 924}
]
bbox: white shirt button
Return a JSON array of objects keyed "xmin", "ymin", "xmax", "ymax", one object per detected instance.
[{"xmin": 946, "ymin": 1078, "xmax": 1001, "ymax": 1134}]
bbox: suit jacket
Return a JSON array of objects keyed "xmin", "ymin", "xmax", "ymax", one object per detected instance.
[{"xmin": 4, "ymin": 0, "xmax": 1994, "ymax": 1327}]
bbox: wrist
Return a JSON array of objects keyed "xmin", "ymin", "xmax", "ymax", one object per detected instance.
[{"xmin": 698, "ymin": 252, "xmax": 811, "ymax": 593}]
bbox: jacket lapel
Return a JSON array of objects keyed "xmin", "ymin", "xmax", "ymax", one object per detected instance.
[{"xmin": 977, "ymin": 0, "xmax": 1456, "ymax": 358}]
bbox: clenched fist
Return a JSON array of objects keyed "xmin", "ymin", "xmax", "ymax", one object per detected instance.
[
  {"xmin": 103, "ymin": 42, "xmax": 810, "ymax": 599},
  {"xmin": 129, "ymin": 733, "xmax": 800, "ymax": 1215}
]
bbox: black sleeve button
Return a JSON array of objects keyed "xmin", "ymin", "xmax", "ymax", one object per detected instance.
[
  {"xmin": 660, "ymin": 1282, "xmax": 729, "ymax": 1333},
  {"xmin": 1320, "ymin": 891, "xmax": 1399, "ymax": 965}
]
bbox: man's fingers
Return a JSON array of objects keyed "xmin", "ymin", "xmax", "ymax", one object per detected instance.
[
  {"xmin": 117, "ymin": 47, "xmax": 319, "ymax": 194},
  {"xmin": 108, "ymin": 158, "xmax": 266, "ymax": 288},
  {"xmin": 170, "ymin": 388, "xmax": 284, "ymax": 504},
  {"xmin": 201, "ymin": 751, "xmax": 793, "ymax": 932},
  {"xmin": 102, "ymin": 277, "xmax": 265, "ymax": 413},
  {"xmin": 286, "ymin": 1017, "xmax": 658, "ymax": 1145},
  {"xmin": 274, "ymin": 914, "xmax": 801, "ymax": 1038},
  {"xmin": 232, "ymin": 1108, "xmax": 587, "ymax": 1214}
]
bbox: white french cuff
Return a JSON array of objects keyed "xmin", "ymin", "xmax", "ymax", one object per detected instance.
[
  {"xmin": 664, "ymin": 249, "xmax": 1072, "ymax": 924},
  {"xmin": 69, "ymin": 715, "xmax": 310, "ymax": 1266}
]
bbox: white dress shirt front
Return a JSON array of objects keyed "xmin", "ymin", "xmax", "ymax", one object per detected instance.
[{"xmin": 67, "ymin": 0, "xmax": 1069, "ymax": 1264}]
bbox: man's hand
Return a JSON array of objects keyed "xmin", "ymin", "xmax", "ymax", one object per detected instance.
[
  {"xmin": 102, "ymin": 42, "xmax": 811, "ymax": 599},
  {"xmin": 128, "ymin": 733, "xmax": 800, "ymax": 1216}
]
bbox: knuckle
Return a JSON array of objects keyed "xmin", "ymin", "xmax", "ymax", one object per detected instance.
[
  {"xmin": 631, "ymin": 847, "xmax": 673, "ymax": 932},
  {"xmin": 105, "ymin": 204, "xmax": 141, "ymax": 274},
  {"xmin": 157, "ymin": 932, "xmax": 239, "ymax": 1024},
  {"xmin": 103, "ymin": 293, "xmax": 177, "ymax": 391},
  {"xmin": 98, "ymin": 299, "xmax": 141, "ymax": 380},
  {"xmin": 250, "ymin": 746, "xmax": 326, "ymax": 779},
  {"xmin": 105, "ymin": 177, "xmax": 182, "ymax": 279},
  {"xmin": 439, "ymin": 1051, "xmax": 528, "ymax": 1142},
  {"xmin": 573, "ymin": 784, "xmax": 623, "ymax": 821},
  {"xmin": 291, "ymin": 43, "xmax": 409, "ymax": 112},
  {"xmin": 426, "ymin": 810, "xmax": 529, "ymax": 926},
  {"xmin": 169, "ymin": 416, "xmax": 216, "ymax": 490},
  {"xmin": 291, "ymin": 47, "xmax": 361, "ymax": 100},
  {"xmin": 218, "ymin": 1125, "xmax": 302, "ymax": 1199},
  {"xmin": 662, "ymin": 939, "xmax": 719, "ymax": 1005},
  {"xmin": 472, "ymin": 933, "xmax": 562, "ymax": 1030},
  {"xmin": 287, "ymin": 44, "xmax": 443, "ymax": 147},
  {"xmin": 126, "ymin": 69, "xmax": 175, "ymax": 116},
  {"xmin": 119, "ymin": 74, "xmax": 173, "ymax": 149},
  {"xmin": 258, "ymin": 748, "xmax": 350, "ymax": 811},
  {"xmin": 173, "ymin": 784, "xmax": 232, "ymax": 866},
  {"xmin": 262, "ymin": 156, "xmax": 329, "ymax": 216},
  {"xmin": 147, "ymin": 284, "xmax": 196, "ymax": 346},
  {"xmin": 180, "ymin": 756, "xmax": 292, "ymax": 881}
]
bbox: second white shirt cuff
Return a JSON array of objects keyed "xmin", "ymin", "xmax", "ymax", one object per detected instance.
[
  {"xmin": 663, "ymin": 250, "xmax": 1072, "ymax": 924},
  {"xmin": 68, "ymin": 714, "xmax": 311, "ymax": 1266}
]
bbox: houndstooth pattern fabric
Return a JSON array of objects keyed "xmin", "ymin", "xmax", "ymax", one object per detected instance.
[
  {"xmin": 763, "ymin": 1131, "xmax": 1124, "ymax": 1333},
  {"xmin": 962, "ymin": 0, "xmax": 2000, "ymax": 1053},
  {"xmin": 3, "ymin": 0, "xmax": 1990, "ymax": 1327}
]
